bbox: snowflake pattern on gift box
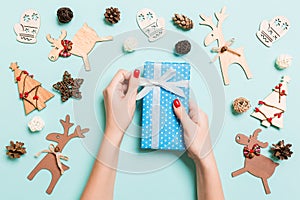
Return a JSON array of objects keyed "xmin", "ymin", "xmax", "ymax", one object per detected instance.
[{"xmin": 141, "ymin": 62, "xmax": 190, "ymax": 150}]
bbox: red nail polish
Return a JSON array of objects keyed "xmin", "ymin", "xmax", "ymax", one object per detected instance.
[
  {"xmin": 173, "ymin": 99, "xmax": 181, "ymax": 108},
  {"xmin": 134, "ymin": 69, "xmax": 140, "ymax": 78}
]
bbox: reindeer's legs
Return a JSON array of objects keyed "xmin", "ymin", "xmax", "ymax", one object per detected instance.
[
  {"xmin": 97, "ymin": 36, "xmax": 113, "ymax": 42},
  {"xmin": 220, "ymin": 63, "xmax": 230, "ymax": 85},
  {"xmin": 239, "ymin": 56, "xmax": 253, "ymax": 79},
  {"xmin": 261, "ymin": 178, "xmax": 271, "ymax": 194},
  {"xmin": 46, "ymin": 172, "xmax": 61, "ymax": 194},
  {"xmin": 231, "ymin": 167, "xmax": 247, "ymax": 177},
  {"xmin": 27, "ymin": 165, "xmax": 42, "ymax": 180},
  {"xmin": 82, "ymin": 55, "xmax": 91, "ymax": 71}
]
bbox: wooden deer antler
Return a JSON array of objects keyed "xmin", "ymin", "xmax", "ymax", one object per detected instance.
[
  {"xmin": 199, "ymin": 14, "xmax": 216, "ymax": 29},
  {"xmin": 215, "ymin": 6, "xmax": 229, "ymax": 28},
  {"xmin": 252, "ymin": 128, "xmax": 262, "ymax": 139},
  {"xmin": 58, "ymin": 30, "xmax": 67, "ymax": 40},
  {"xmin": 60, "ymin": 115, "xmax": 74, "ymax": 135},
  {"xmin": 68, "ymin": 125, "xmax": 89, "ymax": 140},
  {"xmin": 46, "ymin": 34, "xmax": 55, "ymax": 43}
]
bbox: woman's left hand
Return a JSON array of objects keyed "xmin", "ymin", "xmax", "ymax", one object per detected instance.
[{"xmin": 103, "ymin": 69, "xmax": 140, "ymax": 141}]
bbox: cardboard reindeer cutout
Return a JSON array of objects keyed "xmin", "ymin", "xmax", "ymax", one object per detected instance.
[
  {"xmin": 27, "ymin": 115, "xmax": 89, "ymax": 194},
  {"xmin": 199, "ymin": 7, "xmax": 252, "ymax": 85},
  {"xmin": 47, "ymin": 23, "xmax": 113, "ymax": 71},
  {"xmin": 232, "ymin": 128, "xmax": 279, "ymax": 194}
]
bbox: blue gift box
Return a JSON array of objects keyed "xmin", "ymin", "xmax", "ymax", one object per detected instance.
[{"xmin": 138, "ymin": 61, "xmax": 190, "ymax": 150}]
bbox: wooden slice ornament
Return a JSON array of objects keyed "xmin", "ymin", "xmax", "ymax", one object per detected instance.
[
  {"xmin": 232, "ymin": 129, "xmax": 279, "ymax": 194},
  {"xmin": 199, "ymin": 7, "xmax": 252, "ymax": 85},
  {"xmin": 10, "ymin": 62, "xmax": 54, "ymax": 115},
  {"xmin": 251, "ymin": 76, "xmax": 290, "ymax": 129},
  {"xmin": 27, "ymin": 115, "xmax": 89, "ymax": 194},
  {"xmin": 46, "ymin": 23, "xmax": 113, "ymax": 71}
]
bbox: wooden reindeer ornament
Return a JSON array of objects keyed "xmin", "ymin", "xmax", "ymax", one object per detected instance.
[
  {"xmin": 232, "ymin": 128, "xmax": 279, "ymax": 194},
  {"xmin": 47, "ymin": 23, "xmax": 113, "ymax": 71},
  {"xmin": 27, "ymin": 115, "xmax": 89, "ymax": 194},
  {"xmin": 199, "ymin": 7, "xmax": 252, "ymax": 85}
]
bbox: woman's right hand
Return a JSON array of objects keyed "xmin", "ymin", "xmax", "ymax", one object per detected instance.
[{"xmin": 173, "ymin": 99, "xmax": 212, "ymax": 160}]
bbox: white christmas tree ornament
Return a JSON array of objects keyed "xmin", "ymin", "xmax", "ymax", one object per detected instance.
[{"xmin": 251, "ymin": 76, "xmax": 290, "ymax": 129}]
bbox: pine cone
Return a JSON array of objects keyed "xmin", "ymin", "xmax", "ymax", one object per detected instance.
[
  {"xmin": 271, "ymin": 140, "xmax": 293, "ymax": 160},
  {"xmin": 6, "ymin": 141, "xmax": 26, "ymax": 159},
  {"xmin": 172, "ymin": 14, "xmax": 193, "ymax": 30},
  {"xmin": 57, "ymin": 7, "xmax": 73, "ymax": 23},
  {"xmin": 104, "ymin": 7, "xmax": 121, "ymax": 24}
]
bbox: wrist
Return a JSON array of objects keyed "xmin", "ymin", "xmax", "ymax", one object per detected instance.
[
  {"xmin": 193, "ymin": 150, "xmax": 216, "ymax": 168},
  {"xmin": 104, "ymin": 126, "xmax": 124, "ymax": 147}
]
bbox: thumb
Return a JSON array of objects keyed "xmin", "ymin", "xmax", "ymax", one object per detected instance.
[
  {"xmin": 126, "ymin": 69, "xmax": 140, "ymax": 99},
  {"xmin": 173, "ymin": 99, "xmax": 194, "ymax": 130}
]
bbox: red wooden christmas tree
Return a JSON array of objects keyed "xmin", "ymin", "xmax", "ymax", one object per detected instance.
[{"xmin": 10, "ymin": 62, "xmax": 54, "ymax": 115}]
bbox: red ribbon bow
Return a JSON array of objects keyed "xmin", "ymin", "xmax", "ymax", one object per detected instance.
[
  {"xmin": 243, "ymin": 144, "xmax": 261, "ymax": 159},
  {"xmin": 59, "ymin": 40, "xmax": 73, "ymax": 57}
]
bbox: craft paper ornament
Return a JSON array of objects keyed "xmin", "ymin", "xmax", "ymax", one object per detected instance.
[
  {"xmin": 251, "ymin": 76, "xmax": 290, "ymax": 129},
  {"xmin": 27, "ymin": 115, "xmax": 89, "ymax": 194},
  {"xmin": 14, "ymin": 9, "xmax": 40, "ymax": 44},
  {"xmin": 199, "ymin": 7, "xmax": 252, "ymax": 85},
  {"xmin": 232, "ymin": 129, "xmax": 279, "ymax": 194},
  {"xmin": 136, "ymin": 8, "xmax": 165, "ymax": 42},
  {"xmin": 257, "ymin": 16, "xmax": 290, "ymax": 47},
  {"xmin": 10, "ymin": 62, "xmax": 54, "ymax": 115},
  {"xmin": 46, "ymin": 23, "xmax": 113, "ymax": 71}
]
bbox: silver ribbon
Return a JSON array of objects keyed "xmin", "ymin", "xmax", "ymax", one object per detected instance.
[{"xmin": 136, "ymin": 63, "xmax": 189, "ymax": 149}]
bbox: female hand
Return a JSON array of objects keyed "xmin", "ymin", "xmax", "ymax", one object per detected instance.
[
  {"xmin": 173, "ymin": 99, "xmax": 211, "ymax": 160},
  {"xmin": 103, "ymin": 69, "xmax": 140, "ymax": 142}
]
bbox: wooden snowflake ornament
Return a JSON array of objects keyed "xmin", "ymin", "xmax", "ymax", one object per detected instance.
[
  {"xmin": 47, "ymin": 23, "xmax": 113, "ymax": 71},
  {"xmin": 10, "ymin": 63, "xmax": 54, "ymax": 115},
  {"xmin": 199, "ymin": 7, "xmax": 252, "ymax": 85},
  {"xmin": 232, "ymin": 129, "xmax": 279, "ymax": 194},
  {"xmin": 251, "ymin": 76, "xmax": 290, "ymax": 129}
]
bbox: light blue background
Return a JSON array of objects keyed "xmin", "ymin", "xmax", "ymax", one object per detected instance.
[{"xmin": 0, "ymin": 0, "xmax": 299, "ymax": 199}]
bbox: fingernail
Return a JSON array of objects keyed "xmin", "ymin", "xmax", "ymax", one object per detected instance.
[
  {"xmin": 134, "ymin": 69, "xmax": 140, "ymax": 78},
  {"xmin": 173, "ymin": 99, "xmax": 181, "ymax": 108}
]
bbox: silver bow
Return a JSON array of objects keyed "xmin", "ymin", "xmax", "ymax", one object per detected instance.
[{"xmin": 136, "ymin": 68, "xmax": 189, "ymax": 100}]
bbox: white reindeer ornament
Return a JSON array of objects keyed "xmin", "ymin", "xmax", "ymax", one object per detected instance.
[
  {"xmin": 47, "ymin": 23, "xmax": 113, "ymax": 71},
  {"xmin": 199, "ymin": 7, "xmax": 252, "ymax": 85}
]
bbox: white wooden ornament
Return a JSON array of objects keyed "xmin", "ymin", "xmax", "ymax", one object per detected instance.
[
  {"xmin": 199, "ymin": 7, "xmax": 252, "ymax": 85},
  {"xmin": 256, "ymin": 16, "xmax": 290, "ymax": 47},
  {"xmin": 251, "ymin": 76, "xmax": 290, "ymax": 129},
  {"xmin": 276, "ymin": 54, "xmax": 292, "ymax": 69},
  {"xmin": 136, "ymin": 8, "xmax": 165, "ymax": 42},
  {"xmin": 46, "ymin": 23, "xmax": 113, "ymax": 71},
  {"xmin": 14, "ymin": 9, "xmax": 41, "ymax": 44}
]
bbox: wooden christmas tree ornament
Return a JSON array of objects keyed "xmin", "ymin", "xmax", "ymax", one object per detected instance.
[
  {"xmin": 251, "ymin": 76, "xmax": 290, "ymax": 129},
  {"xmin": 199, "ymin": 7, "xmax": 252, "ymax": 85},
  {"xmin": 10, "ymin": 62, "xmax": 54, "ymax": 115},
  {"xmin": 27, "ymin": 115, "xmax": 89, "ymax": 194},
  {"xmin": 46, "ymin": 23, "xmax": 113, "ymax": 71},
  {"xmin": 232, "ymin": 129, "xmax": 279, "ymax": 194}
]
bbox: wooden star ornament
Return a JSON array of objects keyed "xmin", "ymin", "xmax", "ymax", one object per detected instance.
[{"xmin": 53, "ymin": 71, "xmax": 83, "ymax": 102}]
